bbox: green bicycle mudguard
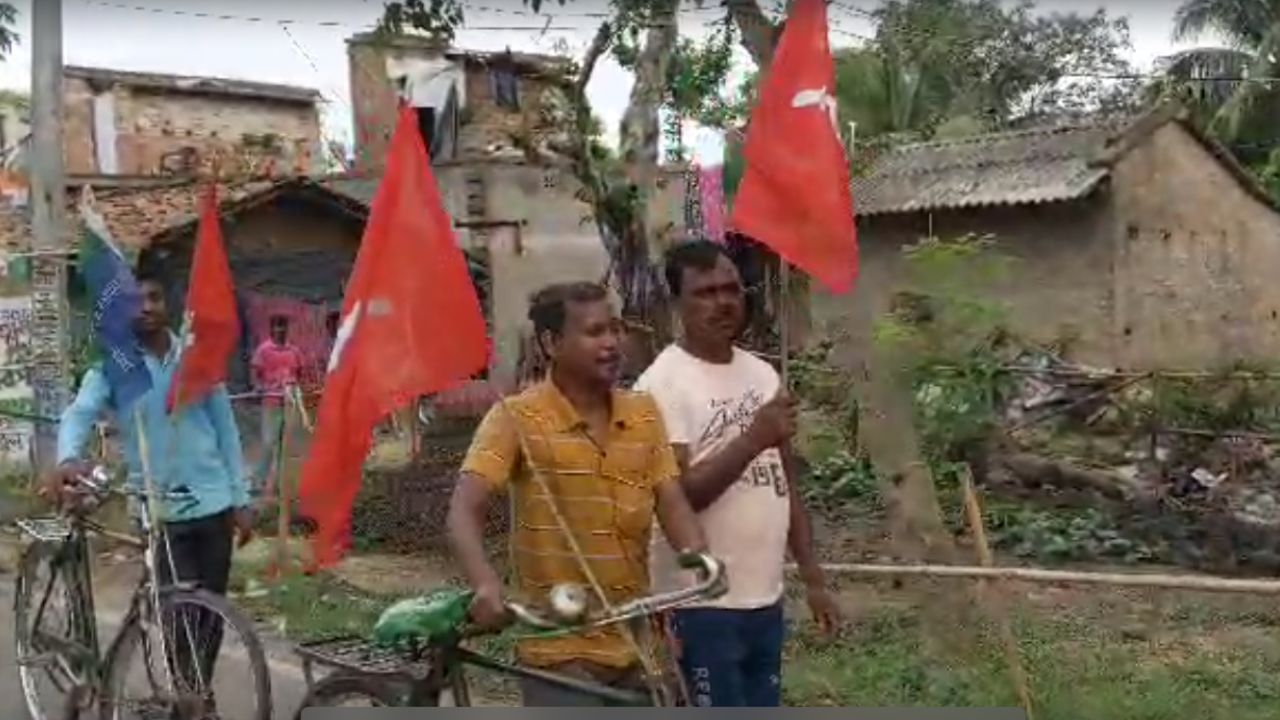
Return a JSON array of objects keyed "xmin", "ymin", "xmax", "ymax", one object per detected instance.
[{"xmin": 371, "ymin": 588, "xmax": 474, "ymax": 649}]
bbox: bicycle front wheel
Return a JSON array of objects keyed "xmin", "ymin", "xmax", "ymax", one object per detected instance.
[
  {"xmin": 13, "ymin": 539, "xmax": 94, "ymax": 720},
  {"xmin": 100, "ymin": 586, "xmax": 272, "ymax": 720}
]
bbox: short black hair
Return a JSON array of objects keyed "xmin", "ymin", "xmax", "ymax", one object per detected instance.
[
  {"xmin": 664, "ymin": 239, "xmax": 730, "ymax": 296},
  {"xmin": 134, "ymin": 265, "xmax": 164, "ymax": 288},
  {"xmin": 270, "ymin": 315, "xmax": 289, "ymax": 328},
  {"xmin": 527, "ymin": 281, "xmax": 608, "ymax": 337}
]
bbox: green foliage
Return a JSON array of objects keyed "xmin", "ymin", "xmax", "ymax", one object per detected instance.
[
  {"xmin": 873, "ymin": 234, "xmax": 1017, "ymax": 465},
  {"xmin": 804, "ymin": 450, "xmax": 883, "ymax": 511},
  {"xmin": 1253, "ymin": 147, "xmax": 1280, "ymax": 201},
  {"xmin": 835, "ymin": 0, "xmax": 1138, "ymax": 144},
  {"xmin": 1136, "ymin": 364, "xmax": 1280, "ymax": 434},
  {"xmin": 375, "ymin": 0, "xmax": 464, "ymax": 42},
  {"xmin": 985, "ymin": 504, "xmax": 1157, "ymax": 564},
  {"xmin": 1165, "ymin": 0, "xmax": 1280, "ymax": 149},
  {"xmin": 0, "ymin": 3, "xmax": 15, "ymax": 60}
]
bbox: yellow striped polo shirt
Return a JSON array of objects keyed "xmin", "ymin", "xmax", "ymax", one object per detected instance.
[{"xmin": 460, "ymin": 380, "xmax": 679, "ymax": 669}]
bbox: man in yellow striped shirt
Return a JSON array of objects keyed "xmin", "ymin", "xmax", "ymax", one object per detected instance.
[{"xmin": 448, "ymin": 281, "xmax": 706, "ymax": 706}]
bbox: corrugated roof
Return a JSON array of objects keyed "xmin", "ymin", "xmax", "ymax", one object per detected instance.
[
  {"xmin": 64, "ymin": 66, "xmax": 322, "ymax": 105},
  {"xmin": 853, "ymin": 119, "xmax": 1128, "ymax": 216}
]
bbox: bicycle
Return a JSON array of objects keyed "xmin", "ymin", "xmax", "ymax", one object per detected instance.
[
  {"xmin": 291, "ymin": 551, "xmax": 727, "ymax": 712},
  {"xmin": 12, "ymin": 465, "xmax": 272, "ymax": 720}
]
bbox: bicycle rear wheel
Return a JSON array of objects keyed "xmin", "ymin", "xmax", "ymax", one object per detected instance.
[
  {"xmin": 292, "ymin": 673, "xmax": 407, "ymax": 718},
  {"xmin": 100, "ymin": 586, "xmax": 272, "ymax": 720},
  {"xmin": 13, "ymin": 539, "xmax": 94, "ymax": 720}
]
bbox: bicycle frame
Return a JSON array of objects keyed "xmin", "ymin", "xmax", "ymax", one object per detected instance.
[{"xmin": 17, "ymin": 481, "xmax": 196, "ymax": 700}]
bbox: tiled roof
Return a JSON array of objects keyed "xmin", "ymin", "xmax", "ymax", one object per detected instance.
[
  {"xmin": 319, "ymin": 176, "xmax": 381, "ymax": 207},
  {"xmin": 851, "ymin": 103, "xmax": 1275, "ymax": 217},
  {"xmin": 63, "ymin": 66, "xmax": 321, "ymax": 105},
  {"xmin": 0, "ymin": 176, "xmax": 362, "ymax": 253},
  {"xmin": 853, "ymin": 119, "xmax": 1123, "ymax": 216}
]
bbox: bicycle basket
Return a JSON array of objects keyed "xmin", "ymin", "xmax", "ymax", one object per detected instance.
[{"xmin": 371, "ymin": 588, "xmax": 473, "ymax": 650}]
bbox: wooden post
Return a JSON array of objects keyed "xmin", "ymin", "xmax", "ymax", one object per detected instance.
[
  {"xmin": 960, "ymin": 467, "xmax": 1035, "ymax": 720},
  {"xmin": 29, "ymin": 0, "xmax": 71, "ymax": 473}
]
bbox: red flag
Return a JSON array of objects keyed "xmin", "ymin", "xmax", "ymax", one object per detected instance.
[
  {"xmin": 729, "ymin": 0, "xmax": 858, "ymax": 294},
  {"xmin": 299, "ymin": 106, "xmax": 488, "ymax": 569},
  {"xmin": 167, "ymin": 184, "xmax": 240, "ymax": 411}
]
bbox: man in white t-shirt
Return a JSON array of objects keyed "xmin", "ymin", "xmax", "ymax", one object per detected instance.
[{"xmin": 634, "ymin": 239, "xmax": 839, "ymax": 707}]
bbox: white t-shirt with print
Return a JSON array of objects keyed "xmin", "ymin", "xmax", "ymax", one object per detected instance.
[{"xmin": 634, "ymin": 344, "xmax": 791, "ymax": 610}]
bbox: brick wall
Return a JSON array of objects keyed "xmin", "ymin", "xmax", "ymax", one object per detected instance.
[
  {"xmin": 347, "ymin": 34, "xmax": 568, "ymax": 173},
  {"xmin": 62, "ymin": 76, "xmax": 322, "ymax": 176}
]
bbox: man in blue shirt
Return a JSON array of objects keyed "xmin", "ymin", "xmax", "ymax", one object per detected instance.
[{"xmin": 44, "ymin": 268, "xmax": 254, "ymax": 698}]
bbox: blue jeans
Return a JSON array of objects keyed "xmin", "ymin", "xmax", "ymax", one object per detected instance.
[{"xmin": 673, "ymin": 602, "xmax": 785, "ymax": 706}]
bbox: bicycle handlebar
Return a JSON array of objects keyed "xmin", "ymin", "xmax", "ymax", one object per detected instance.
[
  {"xmin": 66, "ymin": 465, "xmax": 200, "ymax": 514},
  {"xmin": 503, "ymin": 551, "xmax": 727, "ymax": 632}
]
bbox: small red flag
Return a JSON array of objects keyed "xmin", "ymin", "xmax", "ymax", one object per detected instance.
[
  {"xmin": 729, "ymin": 0, "xmax": 858, "ymax": 294},
  {"xmin": 299, "ymin": 105, "xmax": 488, "ymax": 569},
  {"xmin": 168, "ymin": 183, "xmax": 240, "ymax": 412}
]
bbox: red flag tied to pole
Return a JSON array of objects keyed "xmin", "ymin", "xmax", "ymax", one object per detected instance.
[
  {"xmin": 168, "ymin": 183, "xmax": 240, "ymax": 412},
  {"xmin": 300, "ymin": 106, "xmax": 489, "ymax": 569},
  {"xmin": 729, "ymin": 0, "xmax": 858, "ymax": 294}
]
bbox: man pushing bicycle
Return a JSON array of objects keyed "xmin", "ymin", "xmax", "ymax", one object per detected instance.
[{"xmin": 447, "ymin": 281, "xmax": 707, "ymax": 706}]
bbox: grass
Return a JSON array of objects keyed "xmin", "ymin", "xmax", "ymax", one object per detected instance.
[
  {"xmin": 784, "ymin": 600, "xmax": 1280, "ymax": 718},
  {"xmin": 228, "ymin": 539, "xmax": 1280, "ymax": 715},
  {"xmin": 229, "ymin": 545, "xmax": 388, "ymax": 642}
]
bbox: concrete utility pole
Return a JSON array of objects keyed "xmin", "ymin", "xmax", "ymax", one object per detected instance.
[{"xmin": 29, "ymin": 0, "xmax": 70, "ymax": 472}]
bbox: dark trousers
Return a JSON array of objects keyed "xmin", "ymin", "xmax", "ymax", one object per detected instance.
[
  {"xmin": 154, "ymin": 509, "xmax": 234, "ymax": 695},
  {"xmin": 673, "ymin": 603, "xmax": 786, "ymax": 707}
]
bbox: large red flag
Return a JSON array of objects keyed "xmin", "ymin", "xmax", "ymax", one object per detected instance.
[
  {"xmin": 300, "ymin": 105, "xmax": 488, "ymax": 569},
  {"xmin": 168, "ymin": 184, "xmax": 240, "ymax": 411},
  {"xmin": 729, "ymin": 0, "xmax": 858, "ymax": 294}
]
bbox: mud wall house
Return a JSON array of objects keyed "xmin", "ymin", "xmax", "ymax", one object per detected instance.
[
  {"xmin": 61, "ymin": 66, "xmax": 324, "ymax": 177},
  {"xmin": 813, "ymin": 104, "xmax": 1280, "ymax": 371}
]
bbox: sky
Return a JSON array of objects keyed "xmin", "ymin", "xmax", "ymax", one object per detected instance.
[{"xmin": 0, "ymin": 0, "xmax": 1220, "ymax": 156}]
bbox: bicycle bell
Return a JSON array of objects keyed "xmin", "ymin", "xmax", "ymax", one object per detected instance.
[{"xmin": 547, "ymin": 583, "xmax": 589, "ymax": 624}]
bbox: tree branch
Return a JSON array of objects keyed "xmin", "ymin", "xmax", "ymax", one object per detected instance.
[
  {"xmin": 727, "ymin": 0, "xmax": 780, "ymax": 68},
  {"xmin": 575, "ymin": 20, "xmax": 614, "ymax": 99}
]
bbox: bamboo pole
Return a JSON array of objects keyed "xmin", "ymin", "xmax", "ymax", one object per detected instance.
[
  {"xmin": 960, "ymin": 468, "xmax": 1035, "ymax": 720},
  {"xmin": 271, "ymin": 387, "xmax": 294, "ymax": 578},
  {"xmin": 802, "ymin": 563, "xmax": 1280, "ymax": 595}
]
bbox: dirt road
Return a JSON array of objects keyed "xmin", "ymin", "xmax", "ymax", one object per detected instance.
[{"xmin": 0, "ymin": 570, "xmax": 311, "ymax": 720}]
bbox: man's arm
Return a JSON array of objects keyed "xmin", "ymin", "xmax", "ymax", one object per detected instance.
[
  {"xmin": 207, "ymin": 385, "xmax": 250, "ymax": 509},
  {"xmin": 782, "ymin": 443, "xmax": 839, "ymax": 634},
  {"xmin": 448, "ymin": 403, "xmax": 518, "ymax": 627},
  {"xmin": 643, "ymin": 401, "xmax": 708, "ymax": 552},
  {"xmin": 56, "ymin": 368, "xmax": 111, "ymax": 465},
  {"xmin": 677, "ymin": 391, "xmax": 795, "ymax": 512},
  {"xmin": 781, "ymin": 443, "xmax": 823, "ymax": 588},
  {"xmin": 447, "ymin": 472, "xmax": 504, "ymax": 594},
  {"xmin": 655, "ymin": 479, "xmax": 707, "ymax": 554}
]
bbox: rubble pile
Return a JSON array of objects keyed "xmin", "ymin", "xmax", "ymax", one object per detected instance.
[{"xmin": 993, "ymin": 350, "xmax": 1280, "ymax": 573}]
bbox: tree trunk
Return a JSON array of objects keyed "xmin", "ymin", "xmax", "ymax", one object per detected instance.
[
  {"xmin": 614, "ymin": 0, "xmax": 680, "ymax": 339},
  {"xmin": 855, "ymin": 344, "xmax": 957, "ymax": 563}
]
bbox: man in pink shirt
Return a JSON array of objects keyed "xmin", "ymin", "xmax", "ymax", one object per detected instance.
[{"xmin": 250, "ymin": 315, "xmax": 304, "ymax": 497}]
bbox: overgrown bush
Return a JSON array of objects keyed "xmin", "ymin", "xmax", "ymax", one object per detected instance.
[{"xmin": 873, "ymin": 234, "xmax": 1018, "ymax": 469}]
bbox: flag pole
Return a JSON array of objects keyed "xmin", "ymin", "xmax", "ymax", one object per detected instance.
[{"xmin": 779, "ymin": 260, "xmax": 790, "ymax": 389}]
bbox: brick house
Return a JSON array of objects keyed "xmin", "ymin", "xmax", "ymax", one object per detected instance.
[
  {"xmin": 61, "ymin": 66, "xmax": 323, "ymax": 177},
  {"xmin": 346, "ymin": 32, "xmax": 573, "ymax": 173},
  {"xmin": 815, "ymin": 103, "xmax": 1280, "ymax": 371}
]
